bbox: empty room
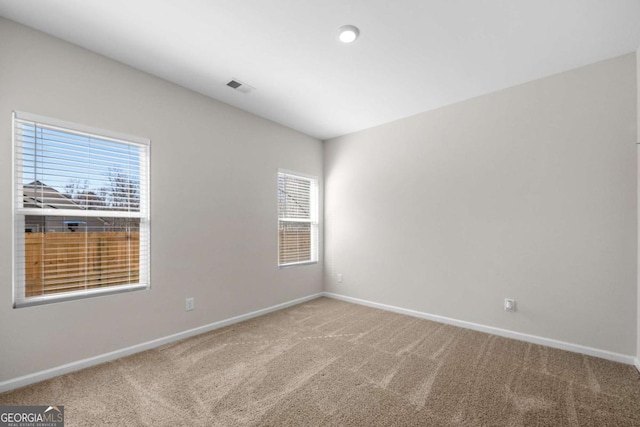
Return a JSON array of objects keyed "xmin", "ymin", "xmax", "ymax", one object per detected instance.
[{"xmin": 1, "ymin": 1, "xmax": 639, "ymax": 426}]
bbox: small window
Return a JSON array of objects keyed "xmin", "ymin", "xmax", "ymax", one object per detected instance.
[
  {"xmin": 13, "ymin": 111, "xmax": 150, "ymax": 307},
  {"xmin": 277, "ymin": 171, "xmax": 318, "ymax": 266}
]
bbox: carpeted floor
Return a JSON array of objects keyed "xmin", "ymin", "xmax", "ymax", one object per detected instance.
[{"xmin": 1, "ymin": 297, "xmax": 639, "ymax": 426}]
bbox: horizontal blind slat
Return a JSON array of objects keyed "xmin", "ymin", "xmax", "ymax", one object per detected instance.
[
  {"xmin": 277, "ymin": 171, "xmax": 318, "ymax": 266},
  {"xmin": 14, "ymin": 112, "xmax": 150, "ymax": 305}
]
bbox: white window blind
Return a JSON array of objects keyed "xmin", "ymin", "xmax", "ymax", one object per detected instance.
[
  {"xmin": 277, "ymin": 171, "xmax": 318, "ymax": 266},
  {"xmin": 12, "ymin": 111, "xmax": 150, "ymax": 307}
]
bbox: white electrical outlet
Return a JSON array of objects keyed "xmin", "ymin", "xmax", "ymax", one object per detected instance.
[
  {"xmin": 186, "ymin": 297, "xmax": 195, "ymax": 311},
  {"xmin": 337, "ymin": 273, "xmax": 343, "ymax": 283},
  {"xmin": 504, "ymin": 298, "xmax": 516, "ymax": 312}
]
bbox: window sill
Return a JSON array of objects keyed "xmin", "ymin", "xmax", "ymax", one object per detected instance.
[
  {"xmin": 14, "ymin": 283, "xmax": 149, "ymax": 308},
  {"xmin": 278, "ymin": 261, "xmax": 318, "ymax": 269}
]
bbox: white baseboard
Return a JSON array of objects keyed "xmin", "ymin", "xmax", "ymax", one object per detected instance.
[
  {"xmin": 322, "ymin": 292, "xmax": 636, "ymax": 366},
  {"xmin": 0, "ymin": 293, "xmax": 323, "ymax": 394},
  {"xmin": 2, "ymin": 291, "xmax": 634, "ymax": 394}
]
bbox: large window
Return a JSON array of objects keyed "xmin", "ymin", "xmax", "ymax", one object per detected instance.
[
  {"xmin": 13, "ymin": 111, "xmax": 150, "ymax": 307},
  {"xmin": 277, "ymin": 171, "xmax": 318, "ymax": 266}
]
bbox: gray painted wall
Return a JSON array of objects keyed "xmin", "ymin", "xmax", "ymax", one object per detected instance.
[
  {"xmin": 324, "ymin": 53, "xmax": 637, "ymax": 356},
  {"xmin": 0, "ymin": 18, "xmax": 323, "ymax": 382}
]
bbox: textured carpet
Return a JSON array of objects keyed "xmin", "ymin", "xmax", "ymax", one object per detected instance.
[{"xmin": 1, "ymin": 297, "xmax": 639, "ymax": 426}]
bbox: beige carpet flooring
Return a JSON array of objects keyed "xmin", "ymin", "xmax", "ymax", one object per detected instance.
[{"xmin": 1, "ymin": 297, "xmax": 640, "ymax": 426}]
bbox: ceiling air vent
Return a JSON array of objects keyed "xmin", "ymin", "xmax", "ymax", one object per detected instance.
[{"xmin": 226, "ymin": 79, "xmax": 254, "ymax": 94}]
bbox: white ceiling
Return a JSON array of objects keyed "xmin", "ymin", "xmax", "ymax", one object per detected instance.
[{"xmin": 1, "ymin": 1, "xmax": 639, "ymax": 140}]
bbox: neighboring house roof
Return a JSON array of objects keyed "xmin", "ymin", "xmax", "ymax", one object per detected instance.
[{"xmin": 22, "ymin": 180, "xmax": 83, "ymax": 210}]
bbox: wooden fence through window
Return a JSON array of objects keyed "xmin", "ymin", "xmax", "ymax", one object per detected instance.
[
  {"xmin": 278, "ymin": 226, "xmax": 311, "ymax": 265},
  {"xmin": 24, "ymin": 232, "xmax": 140, "ymax": 297}
]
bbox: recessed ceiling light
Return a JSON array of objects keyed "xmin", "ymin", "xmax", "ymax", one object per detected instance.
[{"xmin": 338, "ymin": 25, "xmax": 359, "ymax": 43}]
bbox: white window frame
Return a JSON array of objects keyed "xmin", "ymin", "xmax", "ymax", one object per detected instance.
[
  {"xmin": 12, "ymin": 111, "xmax": 151, "ymax": 308},
  {"xmin": 277, "ymin": 170, "xmax": 319, "ymax": 267}
]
